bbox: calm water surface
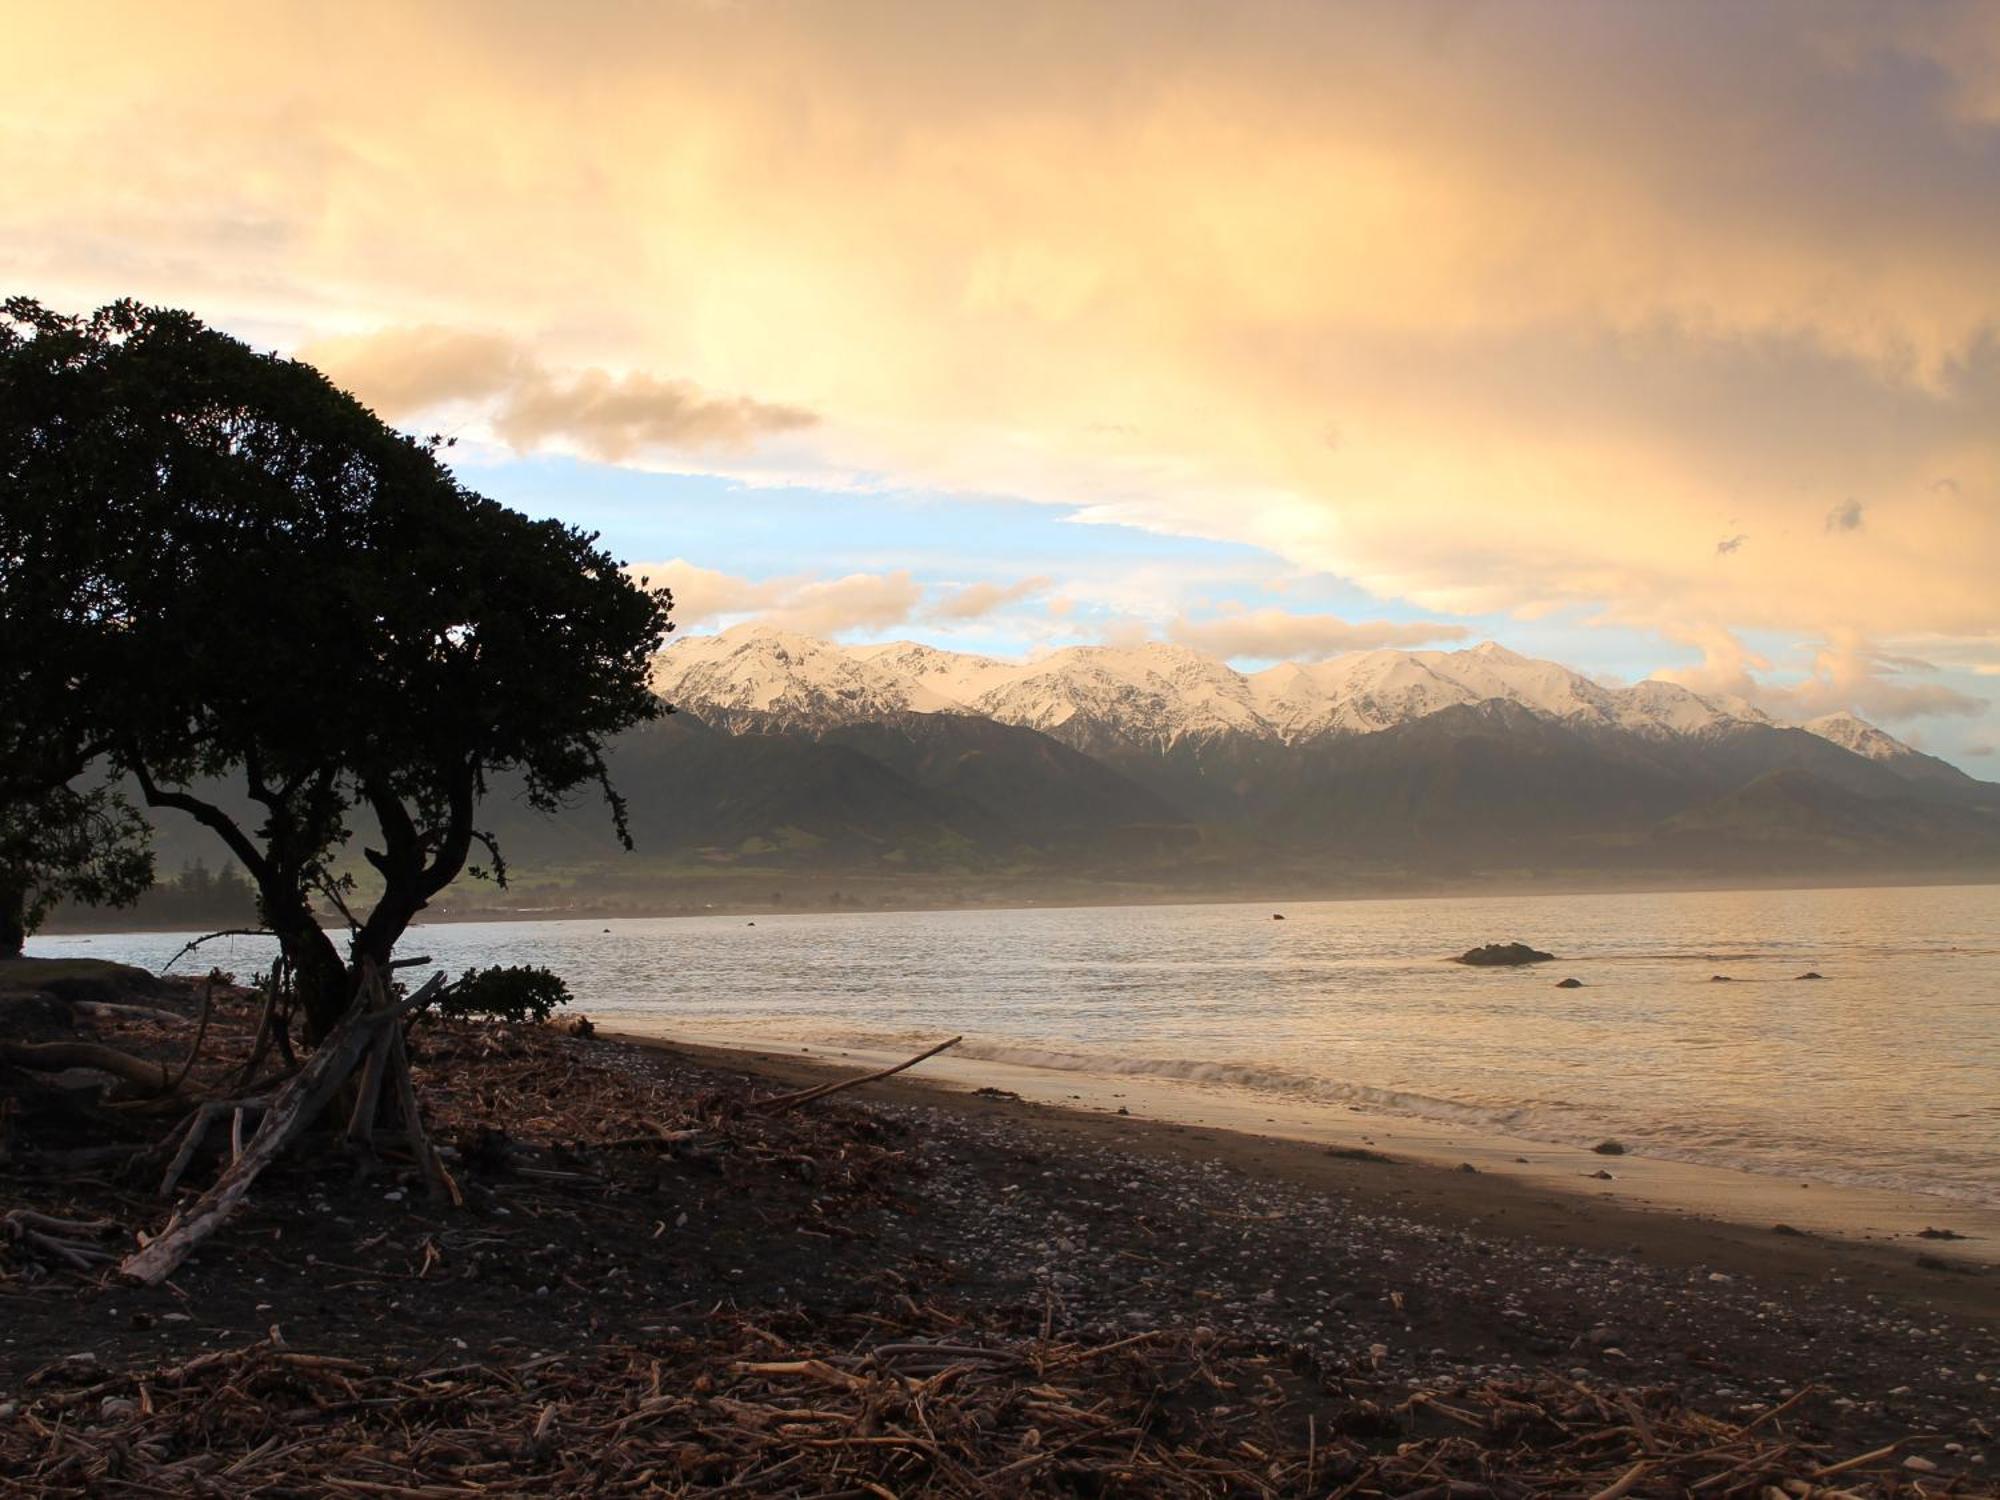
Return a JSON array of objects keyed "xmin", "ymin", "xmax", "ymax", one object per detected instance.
[{"xmin": 34, "ymin": 884, "xmax": 2000, "ymax": 1204}]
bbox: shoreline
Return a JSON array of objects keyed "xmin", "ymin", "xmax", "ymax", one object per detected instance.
[
  {"xmin": 36, "ymin": 868, "xmax": 2000, "ymax": 936},
  {"xmin": 611, "ymin": 1024, "xmax": 2000, "ymax": 1303}
]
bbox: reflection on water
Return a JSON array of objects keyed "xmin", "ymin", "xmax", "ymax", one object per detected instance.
[{"xmin": 34, "ymin": 883, "xmax": 2000, "ymax": 1204}]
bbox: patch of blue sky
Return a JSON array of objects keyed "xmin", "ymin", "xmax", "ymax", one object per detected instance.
[{"xmin": 454, "ymin": 453, "xmax": 1755, "ymax": 693}]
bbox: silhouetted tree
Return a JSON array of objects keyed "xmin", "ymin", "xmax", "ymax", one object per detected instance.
[
  {"xmin": 0, "ymin": 788, "xmax": 153, "ymax": 956},
  {"xmin": 0, "ymin": 298, "xmax": 673, "ymax": 1033}
]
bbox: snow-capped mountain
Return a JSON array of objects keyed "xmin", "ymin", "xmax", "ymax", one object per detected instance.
[
  {"xmin": 650, "ymin": 625, "xmax": 1870, "ymax": 753},
  {"xmin": 1802, "ymin": 711, "xmax": 1916, "ymax": 763}
]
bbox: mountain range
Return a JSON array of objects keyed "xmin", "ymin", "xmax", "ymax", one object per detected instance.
[
  {"xmin": 114, "ymin": 628, "xmax": 2000, "ymax": 905},
  {"xmin": 566, "ymin": 626, "xmax": 2000, "ymax": 884}
]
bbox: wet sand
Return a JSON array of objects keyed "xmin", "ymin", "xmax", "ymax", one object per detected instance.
[{"xmin": 616, "ymin": 1024, "xmax": 2000, "ymax": 1309}]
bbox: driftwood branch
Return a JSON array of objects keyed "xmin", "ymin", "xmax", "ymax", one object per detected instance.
[
  {"xmin": 120, "ymin": 973, "xmax": 447, "ymax": 1286},
  {"xmin": 158, "ymin": 928, "xmax": 274, "ymax": 975},
  {"xmin": 0, "ymin": 1040, "xmax": 178, "ymax": 1096},
  {"xmin": 749, "ymin": 1036, "xmax": 962, "ymax": 1115}
]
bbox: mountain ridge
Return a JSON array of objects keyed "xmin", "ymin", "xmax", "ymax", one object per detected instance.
[{"xmin": 650, "ymin": 625, "xmax": 1957, "ymax": 771}]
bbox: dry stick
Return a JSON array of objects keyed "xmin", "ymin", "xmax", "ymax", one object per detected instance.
[
  {"xmin": 1584, "ymin": 1459, "xmax": 1651, "ymax": 1500},
  {"xmin": 120, "ymin": 973, "xmax": 446, "ymax": 1286},
  {"xmin": 344, "ymin": 1029, "xmax": 394, "ymax": 1149},
  {"xmin": 159, "ymin": 1099, "xmax": 269, "ymax": 1197},
  {"xmin": 748, "ymin": 1036, "xmax": 963, "ymax": 1115},
  {"xmin": 387, "ymin": 1025, "xmax": 461, "ymax": 1206},
  {"xmin": 158, "ymin": 927, "xmax": 274, "ymax": 975},
  {"xmin": 162, "ymin": 978, "xmax": 218, "ymax": 1095}
]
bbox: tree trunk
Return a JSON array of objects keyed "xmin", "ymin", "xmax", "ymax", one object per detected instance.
[
  {"xmin": 261, "ymin": 898, "xmax": 349, "ymax": 1044},
  {"xmin": 0, "ymin": 880, "xmax": 26, "ymax": 959}
]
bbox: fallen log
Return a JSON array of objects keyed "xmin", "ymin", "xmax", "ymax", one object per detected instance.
[
  {"xmin": 120, "ymin": 973, "xmax": 446, "ymax": 1286},
  {"xmin": 0, "ymin": 1040, "xmax": 177, "ymax": 1095},
  {"xmin": 748, "ymin": 1036, "xmax": 962, "ymax": 1115}
]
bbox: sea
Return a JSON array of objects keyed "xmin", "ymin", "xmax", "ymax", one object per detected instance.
[{"xmin": 30, "ymin": 882, "xmax": 2000, "ymax": 1207}]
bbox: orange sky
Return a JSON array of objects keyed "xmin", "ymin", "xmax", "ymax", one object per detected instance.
[{"xmin": 4, "ymin": 1, "xmax": 1998, "ymax": 757}]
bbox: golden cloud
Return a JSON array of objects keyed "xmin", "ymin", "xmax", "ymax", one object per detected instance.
[{"xmin": 4, "ymin": 0, "xmax": 1998, "ymax": 681}]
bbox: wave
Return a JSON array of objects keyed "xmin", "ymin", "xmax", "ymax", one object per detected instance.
[{"xmin": 748, "ymin": 1025, "xmax": 2000, "ymax": 1208}]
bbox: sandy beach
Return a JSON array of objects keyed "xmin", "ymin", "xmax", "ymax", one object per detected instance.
[{"xmin": 618, "ymin": 1024, "xmax": 2000, "ymax": 1276}]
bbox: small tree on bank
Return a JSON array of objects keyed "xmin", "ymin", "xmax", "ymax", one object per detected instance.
[{"xmin": 0, "ymin": 298, "xmax": 674, "ymax": 1034}]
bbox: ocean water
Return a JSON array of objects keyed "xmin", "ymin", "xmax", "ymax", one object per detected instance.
[{"xmin": 31, "ymin": 883, "xmax": 2000, "ymax": 1205}]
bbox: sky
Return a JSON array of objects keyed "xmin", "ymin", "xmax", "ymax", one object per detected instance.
[{"xmin": 4, "ymin": 1, "xmax": 1998, "ymax": 769}]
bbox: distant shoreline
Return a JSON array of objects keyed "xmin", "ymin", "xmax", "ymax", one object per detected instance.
[{"xmin": 38, "ymin": 867, "xmax": 2000, "ymax": 937}]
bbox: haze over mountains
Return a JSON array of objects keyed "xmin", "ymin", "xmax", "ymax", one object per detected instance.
[
  {"xmin": 519, "ymin": 626, "xmax": 2000, "ymax": 888},
  {"xmin": 111, "ymin": 628, "xmax": 2000, "ymax": 912}
]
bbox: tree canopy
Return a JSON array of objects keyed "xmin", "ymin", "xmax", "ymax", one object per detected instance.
[{"xmin": 0, "ymin": 298, "xmax": 674, "ymax": 1031}]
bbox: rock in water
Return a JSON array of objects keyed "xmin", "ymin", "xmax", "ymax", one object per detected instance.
[
  {"xmin": 1453, "ymin": 942, "xmax": 1556, "ymax": 966},
  {"xmin": 1555, "ymin": 976, "xmax": 1584, "ymax": 988}
]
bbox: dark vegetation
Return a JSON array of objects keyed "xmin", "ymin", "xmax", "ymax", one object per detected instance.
[
  {"xmin": 41, "ymin": 859, "xmax": 259, "ymax": 936},
  {"xmin": 0, "ymin": 296, "xmax": 671, "ymax": 1032}
]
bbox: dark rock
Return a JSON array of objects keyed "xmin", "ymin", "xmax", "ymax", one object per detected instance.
[
  {"xmin": 1709, "ymin": 974, "xmax": 1733, "ymax": 982},
  {"xmin": 1795, "ymin": 971, "xmax": 1824, "ymax": 980},
  {"xmin": 1771, "ymin": 1223, "xmax": 1808, "ymax": 1237},
  {"xmin": 1592, "ymin": 1140, "xmax": 1627, "ymax": 1156},
  {"xmin": 1458, "ymin": 1162, "xmax": 1478, "ymax": 1174},
  {"xmin": 1554, "ymin": 977, "xmax": 1583, "ymax": 988},
  {"xmin": 1271, "ymin": 913, "xmax": 1285, "ymax": 921},
  {"xmin": 1585, "ymin": 1169, "xmax": 1614, "ymax": 1180},
  {"xmin": 1916, "ymin": 1226, "xmax": 1966, "ymax": 1240},
  {"xmin": 1453, "ymin": 942, "xmax": 1556, "ymax": 967}
]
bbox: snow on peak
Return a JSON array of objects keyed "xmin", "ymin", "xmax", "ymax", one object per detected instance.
[
  {"xmin": 1802, "ymin": 711, "xmax": 1917, "ymax": 762},
  {"xmin": 651, "ymin": 629, "xmax": 1810, "ymax": 748}
]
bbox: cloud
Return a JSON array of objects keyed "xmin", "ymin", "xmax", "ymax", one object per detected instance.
[
  {"xmin": 1169, "ymin": 608, "xmax": 1468, "ymax": 661},
  {"xmin": 303, "ymin": 327, "xmax": 816, "ymax": 461},
  {"xmin": 928, "ymin": 576, "xmax": 1051, "ymax": 620},
  {"xmin": 628, "ymin": 559, "xmax": 922, "ymax": 637},
  {"xmin": 1657, "ymin": 627, "xmax": 1988, "ymax": 724},
  {"xmin": 1825, "ymin": 499, "xmax": 1864, "ymax": 532},
  {"xmin": 7, "ymin": 1, "xmax": 2000, "ymax": 670}
]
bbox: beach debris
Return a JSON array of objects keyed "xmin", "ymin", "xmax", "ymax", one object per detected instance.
[
  {"xmin": 0, "ymin": 1321, "xmax": 1943, "ymax": 1496},
  {"xmin": 1917, "ymin": 1226, "xmax": 1967, "ymax": 1240},
  {"xmin": 748, "ymin": 1034, "xmax": 961, "ymax": 1115},
  {"xmin": 1453, "ymin": 941, "xmax": 1556, "ymax": 966},
  {"xmin": 1555, "ymin": 976, "xmax": 1584, "ymax": 987},
  {"xmin": 1592, "ymin": 1139, "xmax": 1627, "ymax": 1155}
]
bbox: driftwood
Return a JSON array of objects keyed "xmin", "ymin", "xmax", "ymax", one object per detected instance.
[
  {"xmin": 158, "ymin": 1097, "xmax": 271, "ymax": 1197},
  {"xmin": 157, "ymin": 926, "xmax": 274, "ymax": 975},
  {"xmin": 749, "ymin": 1035, "xmax": 962, "ymax": 1115},
  {"xmin": 0, "ymin": 1321, "xmax": 1940, "ymax": 1496},
  {"xmin": 71, "ymin": 1000, "xmax": 192, "ymax": 1027},
  {"xmin": 120, "ymin": 972, "xmax": 446, "ymax": 1285},
  {"xmin": 2, "ymin": 1208, "xmax": 121, "ymax": 1271},
  {"xmin": 0, "ymin": 1040, "xmax": 178, "ymax": 1095}
]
